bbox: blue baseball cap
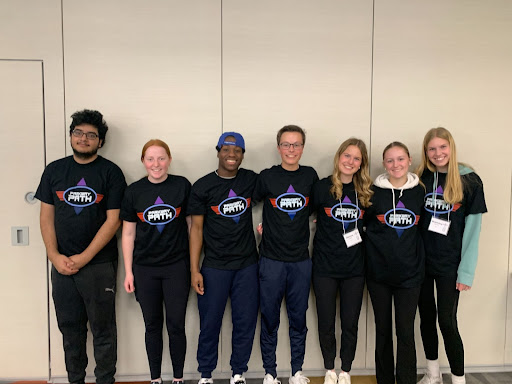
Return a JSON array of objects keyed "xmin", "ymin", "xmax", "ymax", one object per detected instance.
[{"xmin": 216, "ymin": 132, "xmax": 245, "ymax": 153}]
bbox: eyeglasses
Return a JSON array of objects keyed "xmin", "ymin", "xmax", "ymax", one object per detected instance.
[
  {"xmin": 279, "ymin": 142, "xmax": 304, "ymax": 150},
  {"xmin": 72, "ymin": 129, "xmax": 99, "ymax": 140}
]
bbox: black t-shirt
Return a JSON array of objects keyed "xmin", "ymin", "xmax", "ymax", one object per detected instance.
[
  {"xmin": 187, "ymin": 168, "xmax": 258, "ymax": 270},
  {"xmin": 35, "ymin": 156, "xmax": 126, "ymax": 264},
  {"xmin": 311, "ymin": 177, "xmax": 365, "ymax": 279},
  {"xmin": 420, "ymin": 169, "xmax": 487, "ymax": 276},
  {"xmin": 120, "ymin": 175, "xmax": 191, "ymax": 267},
  {"xmin": 365, "ymin": 184, "xmax": 425, "ymax": 288},
  {"xmin": 254, "ymin": 165, "xmax": 319, "ymax": 262}
]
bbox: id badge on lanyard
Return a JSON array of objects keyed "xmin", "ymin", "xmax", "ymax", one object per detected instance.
[
  {"xmin": 343, "ymin": 228, "xmax": 362, "ymax": 247},
  {"xmin": 428, "ymin": 216, "xmax": 451, "ymax": 236}
]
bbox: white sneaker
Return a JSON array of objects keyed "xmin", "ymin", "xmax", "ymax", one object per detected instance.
[
  {"xmin": 323, "ymin": 370, "xmax": 337, "ymax": 384},
  {"xmin": 263, "ymin": 374, "xmax": 281, "ymax": 384},
  {"xmin": 231, "ymin": 375, "xmax": 246, "ymax": 384},
  {"xmin": 338, "ymin": 372, "xmax": 351, "ymax": 384},
  {"xmin": 198, "ymin": 379, "xmax": 213, "ymax": 384},
  {"xmin": 289, "ymin": 371, "xmax": 310, "ymax": 384},
  {"xmin": 417, "ymin": 373, "xmax": 442, "ymax": 384}
]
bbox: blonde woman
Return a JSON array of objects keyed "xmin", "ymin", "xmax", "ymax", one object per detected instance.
[
  {"xmin": 416, "ymin": 128, "xmax": 487, "ymax": 384},
  {"xmin": 311, "ymin": 138, "xmax": 372, "ymax": 384}
]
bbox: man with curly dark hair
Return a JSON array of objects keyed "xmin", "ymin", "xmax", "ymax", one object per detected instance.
[{"xmin": 36, "ymin": 109, "xmax": 126, "ymax": 384}]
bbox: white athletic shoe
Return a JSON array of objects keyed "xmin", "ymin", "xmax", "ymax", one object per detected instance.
[
  {"xmin": 263, "ymin": 374, "xmax": 281, "ymax": 384},
  {"xmin": 417, "ymin": 373, "xmax": 442, "ymax": 384},
  {"xmin": 230, "ymin": 375, "xmax": 246, "ymax": 384},
  {"xmin": 289, "ymin": 371, "xmax": 310, "ymax": 384},
  {"xmin": 337, "ymin": 372, "xmax": 351, "ymax": 384},
  {"xmin": 323, "ymin": 370, "xmax": 337, "ymax": 384},
  {"xmin": 198, "ymin": 379, "xmax": 213, "ymax": 384}
]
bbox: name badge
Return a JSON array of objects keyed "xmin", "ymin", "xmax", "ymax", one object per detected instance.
[
  {"xmin": 343, "ymin": 229, "xmax": 362, "ymax": 248},
  {"xmin": 428, "ymin": 217, "xmax": 451, "ymax": 236}
]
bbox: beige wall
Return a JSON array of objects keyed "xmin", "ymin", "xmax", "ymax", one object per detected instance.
[{"xmin": 0, "ymin": 0, "xmax": 510, "ymax": 381}]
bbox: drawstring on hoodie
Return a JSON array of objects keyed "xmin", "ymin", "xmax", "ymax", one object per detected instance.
[{"xmin": 391, "ymin": 188, "xmax": 404, "ymax": 228}]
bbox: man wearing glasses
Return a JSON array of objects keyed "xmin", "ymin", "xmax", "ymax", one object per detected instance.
[
  {"xmin": 36, "ymin": 109, "xmax": 126, "ymax": 384},
  {"xmin": 254, "ymin": 125, "xmax": 318, "ymax": 384}
]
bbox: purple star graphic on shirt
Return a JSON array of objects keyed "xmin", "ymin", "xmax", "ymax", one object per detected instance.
[
  {"xmin": 210, "ymin": 189, "xmax": 250, "ymax": 223},
  {"xmin": 270, "ymin": 185, "xmax": 308, "ymax": 220}
]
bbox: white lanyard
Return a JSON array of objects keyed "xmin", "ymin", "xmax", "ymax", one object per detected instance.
[
  {"xmin": 429, "ymin": 172, "xmax": 451, "ymax": 235},
  {"xmin": 339, "ymin": 190, "xmax": 358, "ymax": 235},
  {"xmin": 340, "ymin": 190, "xmax": 362, "ymax": 247},
  {"xmin": 432, "ymin": 172, "xmax": 451, "ymax": 221}
]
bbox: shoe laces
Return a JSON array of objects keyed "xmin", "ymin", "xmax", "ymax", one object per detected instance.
[
  {"xmin": 265, "ymin": 374, "xmax": 281, "ymax": 384},
  {"xmin": 293, "ymin": 372, "xmax": 310, "ymax": 384}
]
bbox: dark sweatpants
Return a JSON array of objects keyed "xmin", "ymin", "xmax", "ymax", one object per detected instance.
[
  {"xmin": 197, "ymin": 263, "xmax": 259, "ymax": 378},
  {"xmin": 51, "ymin": 261, "xmax": 117, "ymax": 384},
  {"xmin": 133, "ymin": 258, "xmax": 190, "ymax": 380},
  {"xmin": 418, "ymin": 273, "xmax": 464, "ymax": 376},
  {"xmin": 313, "ymin": 274, "xmax": 365, "ymax": 372},
  {"xmin": 367, "ymin": 280, "xmax": 421, "ymax": 384},
  {"xmin": 259, "ymin": 256, "xmax": 312, "ymax": 377}
]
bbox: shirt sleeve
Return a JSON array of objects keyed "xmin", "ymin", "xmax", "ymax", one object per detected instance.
[
  {"xmin": 120, "ymin": 187, "xmax": 137, "ymax": 222},
  {"xmin": 187, "ymin": 181, "xmax": 207, "ymax": 216},
  {"xmin": 252, "ymin": 170, "xmax": 266, "ymax": 203},
  {"xmin": 464, "ymin": 173, "xmax": 487, "ymax": 215},
  {"xmin": 106, "ymin": 165, "xmax": 127, "ymax": 210},
  {"xmin": 182, "ymin": 178, "xmax": 192, "ymax": 215},
  {"xmin": 457, "ymin": 213, "xmax": 483, "ymax": 286},
  {"xmin": 34, "ymin": 165, "xmax": 55, "ymax": 205}
]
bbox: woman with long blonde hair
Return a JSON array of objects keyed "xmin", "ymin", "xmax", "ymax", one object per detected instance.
[
  {"xmin": 416, "ymin": 128, "xmax": 487, "ymax": 384},
  {"xmin": 311, "ymin": 138, "xmax": 372, "ymax": 384}
]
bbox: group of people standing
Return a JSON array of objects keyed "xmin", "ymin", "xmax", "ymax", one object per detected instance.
[{"xmin": 36, "ymin": 109, "xmax": 486, "ymax": 384}]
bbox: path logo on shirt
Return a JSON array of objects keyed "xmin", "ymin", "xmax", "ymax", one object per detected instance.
[
  {"xmin": 211, "ymin": 189, "xmax": 250, "ymax": 223},
  {"xmin": 270, "ymin": 185, "xmax": 308, "ymax": 220},
  {"xmin": 56, "ymin": 178, "xmax": 104, "ymax": 215},
  {"xmin": 325, "ymin": 196, "xmax": 363, "ymax": 230},
  {"xmin": 424, "ymin": 185, "xmax": 461, "ymax": 217},
  {"xmin": 137, "ymin": 196, "xmax": 181, "ymax": 233},
  {"xmin": 377, "ymin": 201, "xmax": 419, "ymax": 238}
]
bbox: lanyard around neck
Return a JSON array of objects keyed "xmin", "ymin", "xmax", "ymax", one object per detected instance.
[{"xmin": 339, "ymin": 189, "xmax": 358, "ymax": 235}]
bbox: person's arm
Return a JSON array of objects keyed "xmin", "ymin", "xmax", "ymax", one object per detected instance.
[
  {"xmin": 189, "ymin": 214, "xmax": 205, "ymax": 295},
  {"xmin": 121, "ymin": 221, "xmax": 136, "ymax": 293},
  {"xmin": 186, "ymin": 215, "xmax": 192, "ymax": 235},
  {"xmin": 456, "ymin": 213, "xmax": 483, "ymax": 291},
  {"xmin": 40, "ymin": 202, "xmax": 77, "ymax": 275},
  {"xmin": 68, "ymin": 209, "xmax": 122, "ymax": 269}
]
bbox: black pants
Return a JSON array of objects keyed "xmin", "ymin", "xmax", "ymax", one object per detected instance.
[
  {"xmin": 51, "ymin": 261, "xmax": 117, "ymax": 384},
  {"xmin": 367, "ymin": 280, "xmax": 421, "ymax": 384},
  {"xmin": 313, "ymin": 274, "xmax": 364, "ymax": 372},
  {"xmin": 133, "ymin": 259, "xmax": 190, "ymax": 380},
  {"xmin": 418, "ymin": 274, "xmax": 463, "ymax": 376}
]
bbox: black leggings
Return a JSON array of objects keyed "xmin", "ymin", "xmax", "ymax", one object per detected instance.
[
  {"xmin": 367, "ymin": 280, "xmax": 421, "ymax": 384},
  {"xmin": 133, "ymin": 259, "xmax": 190, "ymax": 379},
  {"xmin": 418, "ymin": 274, "xmax": 463, "ymax": 376},
  {"xmin": 313, "ymin": 274, "xmax": 364, "ymax": 372}
]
